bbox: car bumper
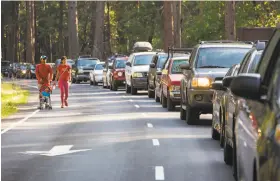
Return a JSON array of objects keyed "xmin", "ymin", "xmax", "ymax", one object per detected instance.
[
  {"xmin": 132, "ymin": 78, "xmax": 148, "ymax": 89},
  {"xmin": 188, "ymin": 89, "xmax": 213, "ymax": 112},
  {"xmin": 95, "ymin": 75, "xmax": 103, "ymax": 82},
  {"xmin": 76, "ymin": 74, "xmax": 90, "ymax": 81},
  {"xmin": 169, "ymin": 91, "xmax": 181, "ymax": 104}
]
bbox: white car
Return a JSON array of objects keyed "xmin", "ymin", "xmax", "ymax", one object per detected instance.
[
  {"xmin": 125, "ymin": 52, "xmax": 156, "ymax": 95},
  {"xmin": 90, "ymin": 62, "xmax": 105, "ymax": 85}
]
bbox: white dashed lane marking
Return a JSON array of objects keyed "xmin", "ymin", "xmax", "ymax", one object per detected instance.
[
  {"xmin": 155, "ymin": 166, "xmax": 165, "ymax": 180},
  {"xmin": 152, "ymin": 139, "xmax": 160, "ymax": 146},
  {"xmin": 147, "ymin": 123, "xmax": 153, "ymax": 128}
]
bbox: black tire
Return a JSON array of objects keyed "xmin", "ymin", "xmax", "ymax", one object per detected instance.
[
  {"xmin": 211, "ymin": 118, "xmax": 220, "ymax": 140},
  {"xmin": 90, "ymin": 80, "xmax": 94, "ymax": 85},
  {"xmin": 148, "ymin": 88, "xmax": 154, "ymax": 98},
  {"xmin": 112, "ymin": 79, "xmax": 118, "ymax": 91},
  {"xmin": 232, "ymin": 118, "xmax": 238, "ymax": 181},
  {"xmin": 72, "ymin": 78, "xmax": 76, "ymax": 83},
  {"xmin": 76, "ymin": 80, "xmax": 81, "ymax": 84},
  {"xmin": 220, "ymin": 113, "xmax": 225, "ymax": 148},
  {"xmin": 126, "ymin": 83, "xmax": 131, "ymax": 93},
  {"xmin": 103, "ymin": 82, "xmax": 107, "ymax": 88},
  {"xmin": 167, "ymin": 91, "xmax": 175, "ymax": 111},
  {"xmin": 155, "ymin": 90, "xmax": 160, "ymax": 102},
  {"xmin": 94, "ymin": 81, "xmax": 98, "ymax": 86},
  {"xmin": 224, "ymin": 133, "xmax": 233, "ymax": 165},
  {"xmin": 131, "ymin": 84, "xmax": 137, "ymax": 95},
  {"xmin": 180, "ymin": 94, "xmax": 186, "ymax": 120},
  {"xmin": 161, "ymin": 90, "xmax": 167, "ymax": 108},
  {"xmin": 185, "ymin": 96, "xmax": 199, "ymax": 125}
]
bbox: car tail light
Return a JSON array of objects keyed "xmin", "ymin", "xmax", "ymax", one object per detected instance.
[
  {"xmin": 249, "ymin": 113, "xmax": 261, "ymax": 136},
  {"xmin": 275, "ymin": 124, "xmax": 280, "ymax": 145}
]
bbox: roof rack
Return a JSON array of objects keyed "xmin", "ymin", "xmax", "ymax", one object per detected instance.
[
  {"xmin": 199, "ymin": 40, "xmax": 253, "ymax": 45},
  {"xmin": 253, "ymin": 40, "xmax": 268, "ymax": 51},
  {"xmin": 167, "ymin": 47, "xmax": 193, "ymax": 58}
]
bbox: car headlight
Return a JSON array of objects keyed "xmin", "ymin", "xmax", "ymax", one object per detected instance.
[
  {"xmin": 117, "ymin": 72, "xmax": 123, "ymax": 76},
  {"xmin": 191, "ymin": 77, "xmax": 210, "ymax": 88},
  {"xmin": 22, "ymin": 70, "xmax": 26, "ymax": 74},
  {"xmin": 132, "ymin": 72, "xmax": 143, "ymax": 78},
  {"xmin": 78, "ymin": 68, "xmax": 83, "ymax": 73},
  {"xmin": 169, "ymin": 85, "xmax": 180, "ymax": 91}
]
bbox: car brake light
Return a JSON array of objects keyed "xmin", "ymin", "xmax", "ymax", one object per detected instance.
[
  {"xmin": 275, "ymin": 124, "xmax": 280, "ymax": 145},
  {"xmin": 249, "ymin": 113, "xmax": 261, "ymax": 136}
]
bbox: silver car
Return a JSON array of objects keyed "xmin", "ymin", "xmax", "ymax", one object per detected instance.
[{"xmin": 90, "ymin": 62, "xmax": 105, "ymax": 85}]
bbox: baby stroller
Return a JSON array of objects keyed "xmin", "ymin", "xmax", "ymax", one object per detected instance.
[{"xmin": 38, "ymin": 84, "xmax": 53, "ymax": 110}]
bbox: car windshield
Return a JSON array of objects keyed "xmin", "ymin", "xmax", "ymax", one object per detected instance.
[
  {"xmin": 95, "ymin": 64, "xmax": 104, "ymax": 70},
  {"xmin": 77, "ymin": 59, "xmax": 99, "ymax": 67},
  {"xmin": 196, "ymin": 47, "xmax": 250, "ymax": 68},
  {"xmin": 114, "ymin": 59, "xmax": 126, "ymax": 68},
  {"xmin": 248, "ymin": 52, "xmax": 262, "ymax": 73},
  {"xmin": 134, "ymin": 54, "xmax": 154, "ymax": 65},
  {"xmin": 20, "ymin": 65, "xmax": 27, "ymax": 70},
  {"xmin": 56, "ymin": 59, "xmax": 75, "ymax": 66},
  {"xmin": 158, "ymin": 56, "xmax": 168, "ymax": 68},
  {"xmin": 171, "ymin": 59, "xmax": 188, "ymax": 74}
]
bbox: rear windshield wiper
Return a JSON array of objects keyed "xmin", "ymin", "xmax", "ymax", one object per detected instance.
[{"xmin": 198, "ymin": 65, "xmax": 227, "ymax": 68}]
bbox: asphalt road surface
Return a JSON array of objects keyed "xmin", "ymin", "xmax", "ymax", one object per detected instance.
[{"xmin": 2, "ymin": 79, "xmax": 235, "ymax": 181}]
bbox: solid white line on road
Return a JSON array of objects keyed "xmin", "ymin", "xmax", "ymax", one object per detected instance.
[
  {"xmin": 129, "ymin": 99, "xmax": 133, "ymax": 102},
  {"xmin": 147, "ymin": 123, "xmax": 153, "ymax": 128},
  {"xmin": 122, "ymin": 95, "xmax": 126, "ymax": 98},
  {"xmin": 1, "ymin": 109, "xmax": 40, "ymax": 134},
  {"xmin": 152, "ymin": 139, "xmax": 160, "ymax": 146},
  {"xmin": 142, "ymin": 113, "xmax": 147, "ymax": 117},
  {"xmin": 134, "ymin": 104, "xmax": 140, "ymax": 108},
  {"xmin": 155, "ymin": 166, "xmax": 165, "ymax": 180}
]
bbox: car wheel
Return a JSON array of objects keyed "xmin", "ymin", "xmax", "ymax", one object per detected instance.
[
  {"xmin": 76, "ymin": 80, "xmax": 81, "ymax": 84},
  {"xmin": 154, "ymin": 89, "xmax": 160, "ymax": 102},
  {"xmin": 126, "ymin": 83, "xmax": 131, "ymax": 93},
  {"xmin": 103, "ymin": 82, "xmax": 107, "ymax": 88},
  {"xmin": 185, "ymin": 97, "xmax": 199, "ymax": 125},
  {"xmin": 224, "ymin": 132, "xmax": 233, "ymax": 165},
  {"xmin": 161, "ymin": 89, "xmax": 167, "ymax": 108},
  {"xmin": 167, "ymin": 91, "xmax": 175, "ymax": 111},
  {"xmin": 220, "ymin": 110, "xmax": 225, "ymax": 148},
  {"xmin": 112, "ymin": 79, "xmax": 118, "ymax": 91},
  {"xmin": 148, "ymin": 84, "xmax": 154, "ymax": 98},
  {"xmin": 232, "ymin": 118, "xmax": 238, "ymax": 181},
  {"xmin": 131, "ymin": 83, "xmax": 137, "ymax": 95},
  {"xmin": 211, "ymin": 117, "xmax": 220, "ymax": 140},
  {"xmin": 90, "ymin": 80, "xmax": 94, "ymax": 85},
  {"xmin": 180, "ymin": 94, "xmax": 186, "ymax": 120},
  {"xmin": 72, "ymin": 78, "xmax": 76, "ymax": 83}
]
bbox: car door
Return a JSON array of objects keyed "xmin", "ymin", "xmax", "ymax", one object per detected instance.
[
  {"xmin": 149, "ymin": 55, "xmax": 157, "ymax": 87},
  {"xmin": 125, "ymin": 54, "xmax": 133, "ymax": 86},
  {"xmin": 161, "ymin": 58, "xmax": 171, "ymax": 97}
]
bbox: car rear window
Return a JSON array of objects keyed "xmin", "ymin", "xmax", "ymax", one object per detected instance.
[
  {"xmin": 171, "ymin": 59, "xmax": 188, "ymax": 74},
  {"xmin": 196, "ymin": 47, "xmax": 250, "ymax": 68},
  {"xmin": 158, "ymin": 56, "xmax": 168, "ymax": 68},
  {"xmin": 134, "ymin": 54, "xmax": 154, "ymax": 65},
  {"xmin": 95, "ymin": 64, "xmax": 104, "ymax": 70},
  {"xmin": 77, "ymin": 59, "xmax": 99, "ymax": 67}
]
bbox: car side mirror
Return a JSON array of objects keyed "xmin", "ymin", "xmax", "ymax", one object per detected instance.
[
  {"xmin": 156, "ymin": 71, "xmax": 162, "ymax": 76},
  {"xmin": 126, "ymin": 62, "xmax": 131, "ymax": 67},
  {"xmin": 211, "ymin": 81, "xmax": 225, "ymax": 91},
  {"xmin": 180, "ymin": 63, "xmax": 190, "ymax": 70},
  {"xmin": 230, "ymin": 74, "xmax": 261, "ymax": 100},
  {"xmin": 150, "ymin": 63, "xmax": 156, "ymax": 68},
  {"xmin": 222, "ymin": 76, "xmax": 235, "ymax": 88}
]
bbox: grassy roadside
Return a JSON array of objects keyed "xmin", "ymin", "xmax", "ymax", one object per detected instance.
[{"xmin": 1, "ymin": 83, "xmax": 30, "ymax": 118}]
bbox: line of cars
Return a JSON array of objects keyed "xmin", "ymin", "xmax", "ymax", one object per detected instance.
[{"xmin": 90, "ymin": 30, "xmax": 280, "ymax": 181}]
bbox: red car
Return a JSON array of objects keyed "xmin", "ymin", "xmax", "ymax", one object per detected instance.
[
  {"xmin": 109, "ymin": 57, "xmax": 128, "ymax": 91},
  {"xmin": 160, "ymin": 56, "xmax": 190, "ymax": 111}
]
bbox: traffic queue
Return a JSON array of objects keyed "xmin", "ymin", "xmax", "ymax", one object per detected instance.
[{"xmin": 75, "ymin": 29, "xmax": 280, "ymax": 181}]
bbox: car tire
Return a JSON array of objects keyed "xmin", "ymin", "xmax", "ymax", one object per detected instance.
[
  {"xmin": 90, "ymin": 80, "xmax": 94, "ymax": 85},
  {"xmin": 148, "ymin": 89, "xmax": 154, "ymax": 98},
  {"xmin": 76, "ymin": 80, "xmax": 81, "ymax": 84},
  {"xmin": 167, "ymin": 91, "xmax": 175, "ymax": 111},
  {"xmin": 224, "ymin": 133, "xmax": 233, "ymax": 165},
  {"xmin": 211, "ymin": 118, "xmax": 220, "ymax": 140},
  {"xmin": 220, "ymin": 112, "xmax": 225, "ymax": 148},
  {"xmin": 103, "ymin": 82, "xmax": 107, "ymax": 88},
  {"xmin": 161, "ymin": 90, "xmax": 167, "ymax": 108},
  {"xmin": 131, "ymin": 83, "xmax": 137, "ymax": 95},
  {"xmin": 112, "ymin": 79, "xmax": 118, "ymax": 91},
  {"xmin": 155, "ymin": 89, "xmax": 160, "ymax": 102},
  {"xmin": 180, "ymin": 94, "xmax": 186, "ymax": 120},
  {"xmin": 185, "ymin": 96, "xmax": 199, "ymax": 125},
  {"xmin": 126, "ymin": 83, "xmax": 131, "ymax": 93},
  {"xmin": 232, "ymin": 118, "xmax": 238, "ymax": 181}
]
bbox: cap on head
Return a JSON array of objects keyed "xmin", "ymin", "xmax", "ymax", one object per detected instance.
[{"xmin": 40, "ymin": 55, "xmax": 47, "ymax": 60}]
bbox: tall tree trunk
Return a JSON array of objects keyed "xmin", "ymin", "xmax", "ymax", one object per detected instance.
[
  {"xmin": 26, "ymin": 1, "xmax": 35, "ymax": 64},
  {"xmin": 34, "ymin": 2, "xmax": 40, "ymax": 64},
  {"xmin": 173, "ymin": 1, "xmax": 181, "ymax": 48},
  {"xmin": 93, "ymin": 1, "xmax": 105, "ymax": 59},
  {"xmin": 68, "ymin": 1, "xmax": 79, "ymax": 59},
  {"xmin": 90, "ymin": 2, "xmax": 97, "ymax": 55},
  {"xmin": 105, "ymin": 2, "xmax": 111, "ymax": 58},
  {"xmin": 163, "ymin": 1, "xmax": 174, "ymax": 52},
  {"xmin": 59, "ymin": 1, "xmax": 65, "ymax": 56},
  {"xmin": 225, "ymin": 1, "xmax": 236, "ymax": 40}
]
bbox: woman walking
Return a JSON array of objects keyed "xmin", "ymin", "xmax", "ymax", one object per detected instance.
[{"xmin": 55, "ymin": 56, "xmax": 71, "ymax": 108}]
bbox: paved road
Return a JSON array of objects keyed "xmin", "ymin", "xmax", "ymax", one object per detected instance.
[{"xmin": 2, "ymin": 79, "xmax": 234, "ymax": 181}]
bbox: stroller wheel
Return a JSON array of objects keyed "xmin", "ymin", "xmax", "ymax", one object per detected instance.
[{"xmin": 49, "ymin": 106, "xmax": 52, "ymax": 110}]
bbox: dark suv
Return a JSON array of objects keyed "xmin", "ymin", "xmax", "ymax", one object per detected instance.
[
  {"xmin": 230, "ymin": 28, "xmax": 280, "ymax": 181},
  {"xmin": 180, "ymin": 41, "xmax": 252, "ymax": 125},
  {"xmin": 72, "ymin": 58, "xmax": 100, "ymax": 83}
]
